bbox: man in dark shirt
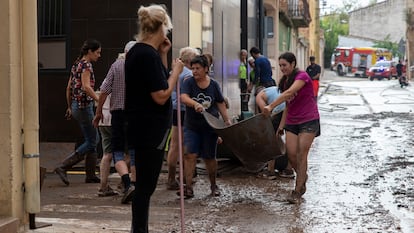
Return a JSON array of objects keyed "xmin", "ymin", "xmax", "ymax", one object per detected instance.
[
  {"xmin": 306, "ymin": 56, "xmax": 321, "ymax": 100},
  {"xmin": 249, "ymin": 47, "xmax": 276, "ymax": 90},
  {"xmin": 396, "ymin": 60, "xmax": 404, "ymax": 78}
]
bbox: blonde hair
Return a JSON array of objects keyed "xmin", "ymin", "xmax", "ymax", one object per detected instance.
[
  {"xmin": 179, "ymin": 47, "xmax": 200, "ymax": 64},
  {"xmin": 136, "ymin": 4, "xmax": 173, "ymax": 41}
]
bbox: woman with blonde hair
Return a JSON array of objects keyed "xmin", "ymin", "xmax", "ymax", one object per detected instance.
[{"xmin": 124, "ymin": 4, "xmax": 184, "ymax": 233}]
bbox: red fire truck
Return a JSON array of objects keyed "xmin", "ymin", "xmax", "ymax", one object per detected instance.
[{"xmin": 331, "ymin": 47, "xmax": 392, "ymax": 77}]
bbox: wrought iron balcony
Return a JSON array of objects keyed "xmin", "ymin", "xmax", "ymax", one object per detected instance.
[
  {"xmin": 278, "ymin": 0, "xmax": 311, "ymax": 28},
  {"xmin": 287, "ymin": 0, "xmax": 311, "ymax": 28}
]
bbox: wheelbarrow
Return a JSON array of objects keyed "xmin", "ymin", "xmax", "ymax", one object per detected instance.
[{"xmin": 202, "ymin": 111, "xmax": 285, "ymax": 173}]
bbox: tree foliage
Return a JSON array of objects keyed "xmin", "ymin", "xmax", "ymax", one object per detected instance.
[
  {"xmin": 320, "ymin": 13, "xmax": 349, "ymax": 68},
  {"xmin": 373, "ymin": 35, "xmax": 403, "ymax": 59},
  {"xmin": 320, "ymin": 0, "xmax": 370, "ymax": 67}
]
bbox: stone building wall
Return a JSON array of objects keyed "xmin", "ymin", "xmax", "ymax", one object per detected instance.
[{"xmin": 349, "ymin": 0, "xmax": 406, "ymax": 43}]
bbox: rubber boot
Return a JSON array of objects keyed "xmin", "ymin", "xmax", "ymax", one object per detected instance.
[
  {"xmin": 54, "ymin": 151, "xmax": 84, "ymax": 186},
  {"xmin": 85, "ymin": 152, "xmax": 101, "ymax": 183}
]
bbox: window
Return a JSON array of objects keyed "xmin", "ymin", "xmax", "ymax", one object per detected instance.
[
  {"xmin": 189, "ymin": 0, "xmax": 213, "ymax": 54},
  {"xmin": 38, "ymin": 0, "xmax": 68, "ymax": 70},
  {"xmin": 39, "ymin": 0, "xmax": 65, "ymax": 37},
  {"xmin": 344, "ymin": 50, "xmax": 350, "ymax": 57}
]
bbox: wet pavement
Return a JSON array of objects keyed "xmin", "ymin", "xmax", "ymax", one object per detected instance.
[{"xmin": 27, "ymin": 70, "xmax": 414, "ymax": 233}]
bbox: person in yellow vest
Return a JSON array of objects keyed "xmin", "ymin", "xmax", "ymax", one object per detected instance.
[{"xmin": 239, "ymin": 49, "xmax": 249, "ymax": 103}]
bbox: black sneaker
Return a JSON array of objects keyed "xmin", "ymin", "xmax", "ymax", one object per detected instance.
[{"xmin": 121, "ymin": 186, "xmax": 135, "ymax": 204}]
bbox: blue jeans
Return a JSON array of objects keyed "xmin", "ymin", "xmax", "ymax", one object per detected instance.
[{"xmin": 71, "ymin": 101, "xmax": 99, "ymax": 154}]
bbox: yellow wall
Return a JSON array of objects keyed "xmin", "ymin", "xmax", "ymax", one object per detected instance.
[
  {"xmin": 308, "ymin": 0, "xmax": 321, "ymax": 64},
  {"xmin": 0, "ymin": 0, "xmax": 25, "ymax": 220},
  {"xmin": 0, "ymin": 0, "xmax": 40, "ymax": 227},
  {"xmin": 189, "ymin": 10, "xmax": 203, "ymax": 49}
]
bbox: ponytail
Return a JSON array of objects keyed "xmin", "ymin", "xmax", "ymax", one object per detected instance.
[{"xmin": 74, "ymin": 39, "xmax": 101, "ymax": 64}]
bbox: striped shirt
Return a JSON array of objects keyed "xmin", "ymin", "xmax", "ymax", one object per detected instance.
[{"xmin": 100, "ymin": 58, "xmax": 126, "ymax": 111}]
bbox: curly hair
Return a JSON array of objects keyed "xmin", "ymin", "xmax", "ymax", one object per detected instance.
[{"xmin": 190, "ymin": 55, "xmax": 210, "ymax": 68}]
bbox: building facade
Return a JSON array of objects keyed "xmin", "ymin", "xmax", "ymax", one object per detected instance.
[{"xmin": 1, "ymin": 0, "xmax": 315, "ymax": 229}]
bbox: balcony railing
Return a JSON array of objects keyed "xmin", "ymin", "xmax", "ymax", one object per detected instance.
[
  {"xmin": 285, "ymin": 0, "xmax": 311, "ymax": 28},
  {"xmin": 288, "ymin": 0, "xmax": 311, "ymax": 27}
]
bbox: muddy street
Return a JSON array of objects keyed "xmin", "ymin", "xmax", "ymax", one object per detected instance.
[{"xmin": 30, "ymin": 70, "xmax": 414, "ymax": 233}]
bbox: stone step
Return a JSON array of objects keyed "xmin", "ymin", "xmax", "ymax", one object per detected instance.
[{"xmin": 0, "ymin": 217, "xmax": 19, "ymax": 233}]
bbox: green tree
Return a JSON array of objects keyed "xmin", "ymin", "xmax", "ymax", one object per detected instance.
[
  {"xmin": 373, "ymin": 35, "xmax": 403, "ymax": 59},
  {"xmin": 320, "ymin": 13, "xmax": 349, "ymax": 68},
  {"xmin": 320, "ymin": 0, "xmax": 368, "ymax": 68}
]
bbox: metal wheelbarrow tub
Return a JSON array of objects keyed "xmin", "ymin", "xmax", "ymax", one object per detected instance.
[{"xmin": 202, "ymin": 111, "xmax": 285, "ymax": 173}]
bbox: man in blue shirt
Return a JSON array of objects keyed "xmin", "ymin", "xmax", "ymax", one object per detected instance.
[{"xmin": 249, "ymin": 47, "xmax": 276, "ymax": 89}]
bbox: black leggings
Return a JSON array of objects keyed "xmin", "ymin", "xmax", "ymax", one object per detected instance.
[{"xmin": 131, "ymin": 147, "xmax": 164, "ymax": 233}]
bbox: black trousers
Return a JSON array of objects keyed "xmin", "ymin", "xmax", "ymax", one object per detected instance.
[{"xmin": 131, "ymin": 147, "xmax": 164, "ymax": 233}]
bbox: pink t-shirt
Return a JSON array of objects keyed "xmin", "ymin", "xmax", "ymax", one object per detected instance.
[{"xmin": 285, "ymin": 71, "xmax": 319, "ymax": 125}]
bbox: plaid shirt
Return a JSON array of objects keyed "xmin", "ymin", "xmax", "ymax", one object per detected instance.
[
  {"xmin": 71, "ymin": 60, "xmax": 95, "ymax": 109},
  {"xmin": 100, "ymin": 58, "xmax": 126, "ymax": 111}
]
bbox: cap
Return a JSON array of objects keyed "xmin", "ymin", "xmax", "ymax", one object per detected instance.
[{"xmin": 124, "ymin": 41, "xmax": 136, "ymax": 53}]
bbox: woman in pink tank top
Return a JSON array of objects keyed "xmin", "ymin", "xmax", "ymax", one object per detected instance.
[{"xmin": 263, "ymin": 52, "xmax": 320, "ymax": 204}]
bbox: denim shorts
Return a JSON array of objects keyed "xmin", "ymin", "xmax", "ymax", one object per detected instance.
[
  {"xmin": 284, "ymin": 119, "xmax": 320, "ymax": 137},
  {"xmin": 113, "ymin": 149, "xmax": 135, "ymax": 166},
  {"xmin": 99, "ymin": 126, "xmax": 112, "ymax": 153},
  {"xmin": 183, "ymin": 127, "xmax": 218, "ymax": 159}
]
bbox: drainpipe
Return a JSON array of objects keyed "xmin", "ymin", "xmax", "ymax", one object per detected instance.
[
  {"xmin": 275, "ymin": 0, "xmax": 280, "ymax": 60},
  {"xmin": 22, "ymin": 0, "xmax": 40, "ymax": 223},
  {"xmin": 258, "ymin": 0, "xmax": 264, "ymax": 53}
]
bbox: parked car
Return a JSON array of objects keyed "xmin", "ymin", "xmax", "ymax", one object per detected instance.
[{"xmin": 367, "ymin": 60, "xmax": 397, "ymax": 81}]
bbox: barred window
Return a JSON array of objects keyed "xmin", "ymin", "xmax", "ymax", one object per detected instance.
[
  {"xmin": 38, "ymin": 0, "xmax": 65, "ymax": 37},
  {"xmin": 38, "ymin": 0, "xmax": 68, "ymax": 70}
]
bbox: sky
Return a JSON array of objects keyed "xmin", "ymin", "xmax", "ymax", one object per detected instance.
[{"xmin": 320, "ymin": 0, "xmax": 381, "ymax": 15}]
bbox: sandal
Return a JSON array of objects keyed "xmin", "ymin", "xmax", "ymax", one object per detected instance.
[
  {"xmin": 176, "ymin": 186, "xmax": 194, "ymax": 199},
  {"xmin": 166, "ymin": 180, "xmax": 180, "ymax": 190},
  {"xmin": 210, "ymin": 185, "xmax": 221, "ymax": 197},
  {"xmin": 97, "ymin": 186, "xmax": 119, "ymax": 197}
]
